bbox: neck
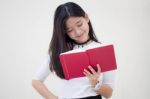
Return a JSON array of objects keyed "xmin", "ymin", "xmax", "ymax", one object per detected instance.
[{"xmin": 74, "ymin": 38, "xmax": 91, "ymax": 45}]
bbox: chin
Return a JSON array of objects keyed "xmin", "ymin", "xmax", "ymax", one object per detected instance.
[{"xmin": 75, "ymin": 35, "xmax": 89, "ymax": 43}]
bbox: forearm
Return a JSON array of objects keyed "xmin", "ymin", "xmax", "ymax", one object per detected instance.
[
  {"xmin": 96, "ymin": 84, "xmax": 113, "ymax": 99},
  {"xmin": 32, "ymin": 80, "xmax": 57, "ymax": 99}
]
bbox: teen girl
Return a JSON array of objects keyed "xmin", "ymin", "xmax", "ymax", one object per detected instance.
[{"xmin": 32, "ymin": 2, "xmax": 115, "ymax": 99}]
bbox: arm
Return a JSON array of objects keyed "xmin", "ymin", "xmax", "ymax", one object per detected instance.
[
  {"xmin": 96, "ymin": 70, "xmax": 116, "ymax": 99},
  {"xmin": 32, "ymin": 80, "xmax": 58, "ymax": 99},
  {"xmin": 83, "ymin": 64, "xmax": 115, "ymax": 99},
  {"xmin": 97, "ymin": 70, "xmax": 115, "ymax": 98},
  {"xmin": 95, "ymin": 84, "xmax": 113, "ymax": 98},
  {"xmin": 32, "ymin": 55, "xmax": 58, "ymax": 99}
]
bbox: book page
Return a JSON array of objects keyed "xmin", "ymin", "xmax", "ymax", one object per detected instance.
[
  {"xmin": 60, "ymin": 43, "xmax": 113, "ymax": 55},
  {"xmin": 60, "ymin": 49, "xmax": 86, "ymax": 55}
]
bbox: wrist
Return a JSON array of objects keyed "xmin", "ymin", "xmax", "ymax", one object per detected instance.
[
  {"xmin": 93, "ymin": 80, "xmax": 102, "ymax": 91},
  {"xmin": 46, "ymin": 95, "xmax": 58, "ymax": 99},
  {"xmin": 91, "ymin": 80, "xmax": 99, "ymax": 87}
]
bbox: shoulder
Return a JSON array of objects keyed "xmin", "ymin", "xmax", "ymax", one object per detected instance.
[{"xmin": 32, "ymin": 54, "xmax": 51, "ymax": 81}]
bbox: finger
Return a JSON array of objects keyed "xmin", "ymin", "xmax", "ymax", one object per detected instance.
[
  {"xmin": 83, "ymin": 71, "xmax": 91, "ymax": 78},
  {"xmin": 88, "ymin": 66, "xmax": 96, "ymax": 74},
  {"xmin": 83, "ymin": 71, "xmax": 88, "ymax": 76},
  {"xmin": 84, "ymin": 69, "xmax": 91, "ymax": 75},
  {"xmin": 84, "ymin": 69, "xmax": 92, "ymax": 77},
  {"xmin": 97, "ymin": 64, "xmax": 101, "ymax": 73},
  {"xmin": 83, "ymin": 71, "xmax": 91, "ymax": 77}
]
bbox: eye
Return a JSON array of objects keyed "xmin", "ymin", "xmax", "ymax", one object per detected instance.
[
  {"xmin": 77, "ymin": 22, "xmax": 83, "ymax": 27},
  {"xmin": 67, "ymin": 29, "xmax": 73, "ymax": 33}
]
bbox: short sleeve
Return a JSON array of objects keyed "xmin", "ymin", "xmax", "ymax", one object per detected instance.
[
  {"xmin": 102, "ymin": 70, "xmax": 116, "ymax": 90},
  {"xmin": 33, "ymin": 54, "xmax": 51, "ymax": 82}
]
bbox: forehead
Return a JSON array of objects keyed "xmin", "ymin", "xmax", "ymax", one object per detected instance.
[{"xmin": 65, "ymin": 17, "xmax": 82, "ymax": 27}]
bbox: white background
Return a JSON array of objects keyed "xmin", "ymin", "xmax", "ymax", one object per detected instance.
[{"xmin": 0, "ymin": 0, "xmax": 149, "ymax": 99}]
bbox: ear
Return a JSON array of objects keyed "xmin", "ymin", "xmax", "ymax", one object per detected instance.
[{"xmin": 84, "ymin": 14, "xmax": 90, "ymax": 23}]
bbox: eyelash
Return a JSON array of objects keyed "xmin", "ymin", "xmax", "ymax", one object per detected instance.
[
  {"xmin": 67, "ymin": 30, "xmax": 72, "ymax": 33},
  {"xmin": 67, "ymin": 22, "xmax": 83, "ymax": 33},
  {"xmin": 78, "ymin": 23, "xmax": 83, "ymax": 27}
]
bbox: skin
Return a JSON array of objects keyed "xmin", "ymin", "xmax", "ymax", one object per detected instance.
[
  {"xmin": 32, "ymin": 15, "xmax": 113, "ymax": 99},
  {"xmin": 65, "ymin": 15, "xmax": 90, "ymax": 43}
]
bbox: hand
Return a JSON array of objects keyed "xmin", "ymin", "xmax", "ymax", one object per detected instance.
[
  {"xmin": 83, "ymin": 64, "xmax": 101, "ymax": 87},
  {"xmin": 46, "ymin": 96, "xmax": 58, "ymax": 99}
]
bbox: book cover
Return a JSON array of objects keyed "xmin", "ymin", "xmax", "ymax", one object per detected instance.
[{"xmin": 59, "ymin": 44, "xmax": 117, "ymax": 80}]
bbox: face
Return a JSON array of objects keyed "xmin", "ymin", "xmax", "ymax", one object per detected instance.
[{"xmin": 65, "ymin": 16, "xmax": 90, "ymax": 43}]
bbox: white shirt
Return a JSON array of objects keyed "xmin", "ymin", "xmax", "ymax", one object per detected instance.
[{"xmin": 33, "ymin": 41, "xmax": 116, "ymax": 99}]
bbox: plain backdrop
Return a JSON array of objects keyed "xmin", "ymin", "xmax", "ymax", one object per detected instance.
[{"xmin": 0, "ymin": 0, "xmax": 149, "ymax": 99}]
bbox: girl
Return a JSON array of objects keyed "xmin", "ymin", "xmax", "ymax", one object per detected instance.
[{"xmin": 32, "ymin": 2, "xmax": 115, "ymax": 99}]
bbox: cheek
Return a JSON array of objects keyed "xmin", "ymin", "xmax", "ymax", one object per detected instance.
[
  {"xmin": 82, "ymin": 23, "xmax": 89, "ymax": 33},
  {"xmin": 67, "ymin": 33, "xmax": 75, "ymax": 39}
]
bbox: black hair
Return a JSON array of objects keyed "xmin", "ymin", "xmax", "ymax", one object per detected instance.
[{"xmin": 48, "ymin": 2, "xmax": 99, "ymax": 79}]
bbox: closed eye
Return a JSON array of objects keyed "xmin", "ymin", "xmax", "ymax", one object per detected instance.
[
  {"xmin": 67, "ymin": 29, "xmax": 73, "ymax": 33},
  {"xmin": 77, "ymin": 22, "xmax": 83, "ymax": 27}
]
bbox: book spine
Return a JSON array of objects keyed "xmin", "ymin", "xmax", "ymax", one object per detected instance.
[{"xmin": 59, "ymin": 55, "xmax": 69, "ymax": 80}]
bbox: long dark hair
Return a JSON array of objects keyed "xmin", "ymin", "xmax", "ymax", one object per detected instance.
[{"xmin": 48, "ymin": 2, "xmax": 99, "ymax": 79}]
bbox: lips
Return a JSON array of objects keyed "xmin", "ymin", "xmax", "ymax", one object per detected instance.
[{"xmin": 76, "ymin": 33, "xmax": 84, "ymax": 38}]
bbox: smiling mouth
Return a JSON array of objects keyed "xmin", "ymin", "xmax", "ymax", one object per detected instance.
[{"xmin": 76, "ymin": 33, "xmax": 84, "ymax": 38}]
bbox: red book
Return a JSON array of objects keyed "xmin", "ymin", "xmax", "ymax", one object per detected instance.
[{"xmin": 59, "ymin": 44, "xmax": 117, "ymax": 80}]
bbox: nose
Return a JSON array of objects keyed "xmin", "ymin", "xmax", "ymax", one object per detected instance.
[{"xmin": 74, "ymin": 28, "xmax": 81, "ymax": 36}]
